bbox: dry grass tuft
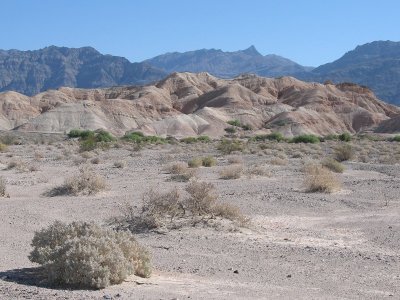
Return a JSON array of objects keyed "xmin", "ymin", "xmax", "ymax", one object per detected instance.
[
  {"xmin": 304, "ymin": 164, "xmax": 341, "ymax": 193},
  {"xmin": 188, "ymin": 157, "xmax": 203, "ymax": 168},
  {"xmin": 334, "ymin": 144, "xmax": 354, "ymax": 162},
  {"xmin": 219, "ymin": 164, "xmax": 244, "ymax": 180},
  {"xmin": 0, "ymin": 177, "xmax": 8, "ymax": 197},
  {"xmin": 46, "ymin": 166, "xmax": 107, "ymax": 196},
  {"xmin": 227, "ymin": 155, "xmax": 244, "ymax": 164},
  {"xmin": 269, "ymin": 158, "xmax": 288, "ymax": 166},
  {"xmin": 321, "ymin": 157, "xmax": 345, "ymax": 173},
  {"xmin": 114, "ymin": 160, "xmax": 126, "ymax": 169}
]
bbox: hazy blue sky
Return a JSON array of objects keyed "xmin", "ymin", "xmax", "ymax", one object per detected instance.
[{"xmin": 2, "ymin": 0, "xmax": 399, "ymax": 66}]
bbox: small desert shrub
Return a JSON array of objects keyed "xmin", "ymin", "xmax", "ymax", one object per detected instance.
[
  {"xmin": 170, "ymin": 171, "xmax": 196, "ymax": 182},
  {"xmin": 29, "ymin": 221, "xmax": 151, "ymax": 289},
  {"xmin": 246, "ymin": 165, "xmax": 270, "ymax": 177},
  {"xmin": 334, "ymin": 144, "xmax": 354, "ymax": 162},
  {"xmin": 7, "ymin": 159, "xmax": 28, "ymax": 172},
  {"xmin": 217, "ymin": 139, "xmax": 245, "ymax": 154},
  {"xmin": 34, "ymin": 152, "xmax": 44, "ymax": 160},
  {"xmin": 322, "ymin": 157, "xmax": 345, "ymax": 173},
  {"xmin": 91, "ymin": 157, "xmax": 101, "ymax": 164},
  {"xmin": 29, "ymin": 164, "xmax": 39, "ymax": 172},
  {"xmin": 123, "ymin": 132, "xmax": 166, "ymax": 144},
  {"xmin": 391, "ymin": 135, "xmax": 400, "ymax": 142},
  {"xmin": 224, "ymin": 127, "xmax": 237, "ymax": 134},
  {"xmin": 165, "ymin": 162, "xmax": 196, "ymax": 182},
  {"xmin": 180, "ymin": 136, "xmax": 211, "ymax": 143},
  {"xmin": 291, "ymin": 134, "xmax": 320, "ymax": 144},
  {"xmin": 0, "ymin": 135, "xmax": 17, "ymax": 145},
  {"xmin": 202, "ymin": 156, "xmax": 217, "ymax": 167},
  {"xmin": 219, "ymin": 164, "xmax": 243, "ymax": 180},
  {"xmin": 227, "ymin": 155, "xmax": 244, "ymax": 164},
  {"xmin": 304, "ymin": 164, "xmax": 341, "ymax": 193},
  {"xmin": 0, "ymin": 177, "xmax": 8, "ymax": 197},
  {"xmin": 114, "ymin": 161, "xmax": 126, "ymax": 169},
  {"xmin": 145, "ymin": 187, "xmax": 184, "ymax": 220},
  {"xmin": 188, "ymin": 157, "xmax": 203, "ymax": 168},
  {"xmin": 48, "ymin": 166, "xmax": 107, "ymax": 196},
  {"xmin": 80, "ymin": 151, "xmax": 93, "ymax": 159},
  {"xmin": 338, "ymin": 132, "xmax": 352, "ymax": 142},
  {"xmin": 253, "ymin": 132, "xmax": 284, "ymax": 142},
  {"xmin": 269, "ymin": 158, "xmax": 288, "ymax": 166},
  {"xmin": 185, "ymin": 180, "xmax": 217, "ymax": 216},
  {"xmin": 291, "ymin": 151, "xmax": 303, "ymax": 158},
  {"xmin": 0, "ymin": 143, "xmax": 8, "ymax": 152},
  {"xmin": 241, "ymin": 124, "xmax": 252, "ymax": 131},
  {"xmin": 165, "ymin": 162, "xmax": 188, "ymax": 174},
  {"xmin": 213, "ymin": 203, "xmax": 247, "ymax": 224},
  {"xmin": 227, "ymin": 119, "xmax": 242, "ymax": 127}
]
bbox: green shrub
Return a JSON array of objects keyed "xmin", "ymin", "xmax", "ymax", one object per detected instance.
[
  {"xmin": 95, "ymin": 130, "xmax": 115, "ymax": 142},
  {"xmin": 217, "ymin": 139, "xmax": 245, "ymax": 154},
  {"xmin": 29, "ymin": 221, "xmax": 151, "ymax": 289},
  {"xmin": 180, "ymin": 136, "xmax": 211, "ymax": 144},
  {"xmin": 338, "ymin": 132, "xmax": 352, "ymax": 142},
  {"xmin": 391, "ymin": 135, "xmax": 400, "ymax": 142},
  {"xmin": 79, "ymin": 136, "xmax": 97, "ymax": 152},
  {"xmin": 227, "ymin": 120, "xmax": 242, "ymax": 127},
  {"xmin": 291, "ymin": 134, "xmax": 320, "ymax": 144},
  {"xmin": 123, "ymin": 132, "xmax": 166, "ymax": 144},
  {"xmin": 197, "ymin": 135, "xmax": 211, "ymax": 142}
]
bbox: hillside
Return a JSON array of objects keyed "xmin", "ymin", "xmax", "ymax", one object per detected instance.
[
  {"xmin": 0, "ymin": 72, "xmax": 398, "ymax": 137},
  {"xmin": 300, "ymin": 41, "xmax": 400, "ymax": 105}
]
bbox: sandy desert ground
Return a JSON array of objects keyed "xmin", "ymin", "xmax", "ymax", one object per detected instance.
[{"xmin": 0, "ymin": 134, "xmax": 399, "ymax": 299}]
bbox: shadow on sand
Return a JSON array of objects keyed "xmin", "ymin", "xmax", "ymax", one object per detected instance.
[{"xmin": 0, "ymin": 267, "xmax": 49, "ymax": 287}]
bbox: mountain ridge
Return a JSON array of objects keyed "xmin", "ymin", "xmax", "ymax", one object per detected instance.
[{"xmin": 0, "ymin": 41, "xmax": 400, "ymax": 105}]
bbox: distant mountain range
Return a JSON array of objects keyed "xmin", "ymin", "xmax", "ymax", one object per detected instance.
[
  {"xmin": 144, "ymin": 45, "xmax": 312, "ymax": 78},
  {"xmin": 0, "ymin": 41, "xmax": 399, "ymax": 105}
]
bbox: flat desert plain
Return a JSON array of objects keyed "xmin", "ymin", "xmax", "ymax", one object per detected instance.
[{"xmin": 0, "ymin": 135, "xmax": 399, "ymax": 299}]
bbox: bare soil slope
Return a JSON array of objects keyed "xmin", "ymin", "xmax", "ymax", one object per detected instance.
[{"xmin": 0, "ymin": 72, "xmax": 399, "ymax": 137}]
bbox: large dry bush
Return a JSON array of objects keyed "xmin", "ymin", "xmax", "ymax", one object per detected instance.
[
  {"xmin": 47, "ymin": 166, "xmax": 107, "ymax": 196},
  {"xmin": 185, "ymin": 180, "xmax": 217, "ymax": 216},
  {"xmin": 115, "ymin": 181, "xmax": 247, "ymax": 232},
  {"xmin": 304, "ymin": 164, "xmax": 341, "ymax": 193},
  {"xmin": 29, "ymin": 221, "xmax": 151, "ymax": 289}
]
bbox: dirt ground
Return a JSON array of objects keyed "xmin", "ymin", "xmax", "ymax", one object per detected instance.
[{"xmin": 0, "ymin": 137, "xmax": 399, "ymax": 299}]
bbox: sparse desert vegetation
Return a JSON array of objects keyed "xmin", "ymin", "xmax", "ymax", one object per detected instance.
[{"xmin": 0, "ymin": 132, "xmax": 399, "ymax": 299}]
